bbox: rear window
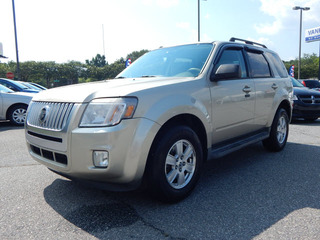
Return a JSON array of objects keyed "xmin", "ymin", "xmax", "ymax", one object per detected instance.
[
  {"xmin": 265, "ymin": 52, "xmax": 288, "ymax": 78},
  {"xmin": 247, "ymin": 52, "xmax": 271, "ymax": 78}
]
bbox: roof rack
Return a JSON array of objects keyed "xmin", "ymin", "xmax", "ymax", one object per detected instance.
[{"xmin": 229, "ymin": 37, "xmax": 267, "ymax": 49}]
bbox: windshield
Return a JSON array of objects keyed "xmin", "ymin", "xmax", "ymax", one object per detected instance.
[
  {"xmin": 291, "ymin": 77, "xmax": 305, "ymax": 87},
  {"xmin": 117, "ymin": 43, "xmax": 213, "ymax": 78},
  {"xmin": 0, "ymin": 84, "xmax": 14, "ymax": 93},
  {"xmin": 20, "ymin": 82, "xmax": 41, "ymax": 90}
]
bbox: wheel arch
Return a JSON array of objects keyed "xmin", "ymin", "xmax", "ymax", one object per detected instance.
[
  {"xmin": 277, "ymin": 99, "xmax": 292, "ymax": 122},
  {"xmin": 148, "ymin": 113, "xmax": 208, "ymax": 163}
]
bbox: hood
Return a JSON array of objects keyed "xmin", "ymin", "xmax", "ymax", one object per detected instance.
[
  {"xmin": 293, "ymin": 87, "xmax": 320, "ymax": 96},
  {"xmin": 32, "ymin": 77, "xmax": 193, "ymax": 103},
  {"xmin": 11, "ymin": 91, "xmax": 37, "ymax": 97}
]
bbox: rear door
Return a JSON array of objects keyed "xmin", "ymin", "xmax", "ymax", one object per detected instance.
[
  {"xmin": 210, "ymin": 46, "xmax": 255, "ymax": 144},
  {"xmin": 245, "ymin": 48, "xmax": 278, "ymax": 128}
]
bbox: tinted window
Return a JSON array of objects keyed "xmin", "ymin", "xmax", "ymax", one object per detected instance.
[
  {"xmin": 215, "ymin": 49, "xmax": 247, "ymax": 78},
  {"xmin": 265, "ymin": 52, "xmax": 288, "ymax": 78},
  {"xmin": 305, "ymin": 80, "xmax": 320, "ymax": 88},
  {"xmin": 247, "ymin": 52, "xmax": 271, "ymax": 78}
]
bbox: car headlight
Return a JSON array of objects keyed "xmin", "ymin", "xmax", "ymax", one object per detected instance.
[
  {"xmin": 292, "ymin": 95, "xmax": 298, "ymax": 101},
  {"xmin": 79, "ymin": 97, "xmax": 138, "ymax": 127}
]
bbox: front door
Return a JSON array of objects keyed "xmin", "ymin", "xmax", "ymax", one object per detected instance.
[{"xmin": 210, "ymin": 47, "xmax": 255, "ymax": 144}]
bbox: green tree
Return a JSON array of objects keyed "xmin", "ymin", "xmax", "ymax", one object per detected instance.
[
  {"xmin": 86, "ymin": 54, "xmax": 107, "ymax": 67},
  {"xmin": 284, "ymin": 53, "xmax": 319, "ymax": 79},
  {"xmin": 126, "ymin": 49, "xmax": 149, "ymax": 62}
]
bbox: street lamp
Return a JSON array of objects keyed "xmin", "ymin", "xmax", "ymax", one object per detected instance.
[
  {"xmin": 293, "ymin": 6, "xmax": 310, "ymax": 79},
  {"xmin": 12, "ymin": 0, "xmax": 20, "ymax": 80},
  {"xmin": 198, "ymin": 0, "xmax": 207, "ymax": 42}
]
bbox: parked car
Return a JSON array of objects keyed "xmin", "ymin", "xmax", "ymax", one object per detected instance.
[
  {"xmin": 291, "ymin": 77, "xmax": 320, "ymax": 121},
  {"xmin": 300, "ymin": 79, "xmax": 320, "ymax": 91},
  {"xmin": 17, "ymin": 81, "xmax": 43, "ymax": 91},
  {"xmin": 29, "ymin": 82, "xmax": 47, "ymax": 90},
  {"xmin": 0, "ymin": 78, "xmax": 40, "ymax": 93},
  {"xmin": 25, "ymin": 38, "xmax": 293, "ymax": 202},
  {"xmin": 0, "ymin": 84, "xmax": 35, "ymax": 125}
]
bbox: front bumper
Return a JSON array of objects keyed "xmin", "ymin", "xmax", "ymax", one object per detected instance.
[
  {"xmin": 292, "ymin": 100, "xmax": 320, "ymax": 119},
  {"xmin": 26, "ymin": 117, "xmax": 161, "ymax": 190}
]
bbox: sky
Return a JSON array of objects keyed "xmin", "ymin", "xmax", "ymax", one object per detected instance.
[{"xmin": 0, "ymin": 0, "xmax": 320, "ymax": 64}]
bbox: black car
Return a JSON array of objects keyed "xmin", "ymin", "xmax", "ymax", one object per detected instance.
[
  {"xmin": 291, "ymin": 77, "xmax": 320, "ymax": 121},
  {"xmin": 0, "ymin": 78, "xmax": 39, "ymax": 93},
  {"xmin": 300, "ymin": 79, "xmax": 320, "ymax": 91}
]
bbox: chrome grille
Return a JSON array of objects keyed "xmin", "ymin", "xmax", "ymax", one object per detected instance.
[
  {"xmin": 27, "ymin": 102, "xmax": 74, "ymax": 131},
  {"xmin": 299, "ymin": 95, "xmax": 320, "ymax": 104}
]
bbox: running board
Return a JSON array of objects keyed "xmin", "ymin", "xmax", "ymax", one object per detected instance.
[{"xmin": 208, "ymin": 130, "xmax": 270, "ymax": 160}]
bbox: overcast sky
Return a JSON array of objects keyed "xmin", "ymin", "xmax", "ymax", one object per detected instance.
[{"xmin": 1, "ymin": 0, "xmax": 320, "ymax": 64}]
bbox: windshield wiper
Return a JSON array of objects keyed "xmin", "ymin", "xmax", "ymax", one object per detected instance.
[{"xmin": 115, "ymin": 76, "xmax": 126, "ymax": 79}]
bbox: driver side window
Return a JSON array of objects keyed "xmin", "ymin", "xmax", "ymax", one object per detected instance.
[{"xmin": 215, "ymin": 49, "xmax": 247, "ymax": 78}]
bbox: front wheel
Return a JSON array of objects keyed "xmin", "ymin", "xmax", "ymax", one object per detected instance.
[
  {"xmin": 146, "ymin": 126, "xmax": 203, "ymax": 202},
  {"xmin": 263, "ymin": 108, "xmax": 289, "ymax": 152}
]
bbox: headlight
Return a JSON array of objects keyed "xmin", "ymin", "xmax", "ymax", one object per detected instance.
[
  {"xmin": 79, "ymin": 97, "xmax": 138, "ymax": 127},
  {"xmin": 292, "ymin": 94, "xmax": 298, "ymax": 101}
]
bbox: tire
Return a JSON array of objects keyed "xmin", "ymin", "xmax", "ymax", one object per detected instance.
[
  {"xmin": 146, "ymin": 126, "xmax": 203, "ymax": 202},
  {"xmin": 263, "ymin": 108, "xmax": 289, "ymax": 152},
  {"xmin": 8, "ymin": 104, "xmax": 28, "ymax": 126}
]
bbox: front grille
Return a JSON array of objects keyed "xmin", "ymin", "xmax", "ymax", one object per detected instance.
[
  {"xmin": 27, "ymin": 102, "xmax": 74, "ymax": 131},
  {"xmin": 299, "ymin": 95, "xmax": 320, "ymax": 104},
  {"xmin": 30, "ymin": 145, "xmax": 68, "ymax": 165}
]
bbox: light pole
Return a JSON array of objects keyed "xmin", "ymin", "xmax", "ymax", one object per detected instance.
[
  {"xmin": 12, "ymin": 0, "xmax": 20, "ymax": 80},
  {"xmin": 293, "ymin": 6, "xmax": 310, "ymax": 79},
  {"xmin": 198, "ymin": 0, "xmax": 207, "ymax": 42}
]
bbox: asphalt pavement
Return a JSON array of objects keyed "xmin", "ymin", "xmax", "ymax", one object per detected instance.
[{"xmin": 1, "ymin": 120, "xmax": 320, "ymax": 239}]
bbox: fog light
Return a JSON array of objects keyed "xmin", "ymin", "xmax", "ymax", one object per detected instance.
[{"xmin": 93, "ymin": 151, "xmax": 109, "ymax": 168}]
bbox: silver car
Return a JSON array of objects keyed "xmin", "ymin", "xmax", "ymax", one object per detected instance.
[{"xmin": 0, "ymin": 84, "xmax": 35, "ymax": 125}]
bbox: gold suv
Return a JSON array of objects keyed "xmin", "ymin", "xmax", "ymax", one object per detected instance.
[{"xmin": 25, "ymin": 38, "xmax": 293, "ymax": 202}]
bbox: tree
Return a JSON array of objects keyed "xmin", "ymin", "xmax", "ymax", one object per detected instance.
[
  {"xmin": 126, "ymin": 49, "xmax": 149, "ymax": 62},
  {"xmin": 284, "ymin": 53, "xmax": 319, "ymax": 79},
  {"xmin": 86, "ymin": 54, "xmax": 107, "ymax": 67}
]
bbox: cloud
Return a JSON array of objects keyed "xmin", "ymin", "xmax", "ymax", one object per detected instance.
[
  {"xmin": 254, "ymin": 19, "xmax": 282, "ymax": 35},
  {"xmin": 255, "ymin": 0, "xmax": 320, "ymax": 35},
  {"xmin": 176, "ymin": 22, "xmax": 190, "ymax": 30},
  {"xmin": 142, "ymin": 0, "xmax": 179, "ymax": 8},
  {"xmin": 156, "ymin": 0, "xmax": 179, "ymax": 8},
  {"xmin": 247, "ymin": 37, "xmax": 274, "ymax": 48}
]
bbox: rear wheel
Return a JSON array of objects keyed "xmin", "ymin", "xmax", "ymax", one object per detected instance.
[
  {"xmin": 263, "ymin": 108, "xmax": 289, "ymax": 152},
  {"xmin": 8, "ymin": 104, "xmax": 28, "ymax": 126},
  {"xmin": 146, "ymin": 126, "xmax": 203, "ymax": 202}
]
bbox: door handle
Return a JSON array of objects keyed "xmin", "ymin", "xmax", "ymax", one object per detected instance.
[
  {"xmin": 242, "ymin": 86, "xmax": 252, "ymax": 93},
  {"xmin": 272, "ymin": 83, "xmax": 278, "ymax": 90}
]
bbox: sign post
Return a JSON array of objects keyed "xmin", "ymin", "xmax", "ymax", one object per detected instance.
[{"xmin": 305, "ymin": 26, "xmax": 320, "ymax": 80}]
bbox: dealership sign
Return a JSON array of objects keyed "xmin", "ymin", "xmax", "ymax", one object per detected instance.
[{"xmin": 305, "ymin": 26, "xmax": 320, "ymax": 42}]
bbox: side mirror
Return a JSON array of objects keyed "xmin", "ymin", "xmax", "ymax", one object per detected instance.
[{"xmin": 210, "ymin": 64, "xmax": 241, "ymax": 81}]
